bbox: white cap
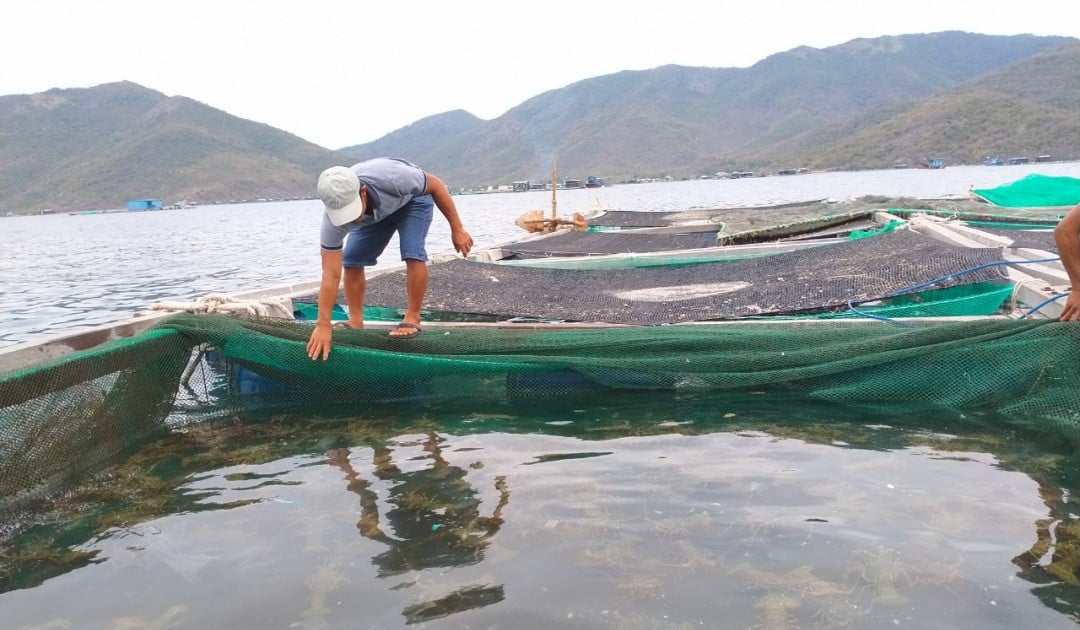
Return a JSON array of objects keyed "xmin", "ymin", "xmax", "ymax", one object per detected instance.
[{"xmin": 317, "ymin": 166, "xmax": 364, "ymax": 226}]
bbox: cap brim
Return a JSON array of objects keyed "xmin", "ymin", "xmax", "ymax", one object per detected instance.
[{"xmin": 325, "ymin": 193, "xmax": 364, "ymax": 226}]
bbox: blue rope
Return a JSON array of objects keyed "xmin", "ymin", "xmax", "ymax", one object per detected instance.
[
  {"xmin": 846, "ymin": 256, "xmax": 1063, "ymax": 322},
  {"xmin": 1022, "ymin": 292, "xmax": 1069, "ymax": 319},
  {"xmin": 843, "ymin": 299, "xmax": 899, "ymax": 323}
]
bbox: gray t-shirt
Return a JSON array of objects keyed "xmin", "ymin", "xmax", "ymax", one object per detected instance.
[{"xmin": 320, "ymin": 158, "xmax": 429, "ymax": 250}]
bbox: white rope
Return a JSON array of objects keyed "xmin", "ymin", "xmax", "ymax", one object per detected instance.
[
  {"xmin": 148, "ymin": 293, "xmax": 294, "ymax": 319},
  {"xmin": 1008, "ymin": 278, "xmax": 1044, "ymax": 317}
]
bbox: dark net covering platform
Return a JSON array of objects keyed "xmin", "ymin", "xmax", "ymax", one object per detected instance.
[
  {"xmin": 500, "ymin": 231, "xmax": 720, "ymax": 257},
  {"xmin": 978, "ymin": 227, "xmax": 1059, "ymax": 252},
  {"xmin": 585, "ymin": 198, "xmax": 844, "ymax": 228},
  {"xmin": 356, "ymin": 229, "xmax": 1009, "ymax": 324},
  {"xmin": 500, "ymin": 216, "xmax": 880, "ymax": 256},
  {"xmin": 584, "ymin": 196, "xmax": 1063, "ymax": 227},
  {"xmin": 583, "ymin": 197, "xmax": 1067, "ymax": 238}
]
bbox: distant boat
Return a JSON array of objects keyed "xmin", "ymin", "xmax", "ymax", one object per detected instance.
[
  {"xmin": 564, "ymin": 179, "xmax": 585, "ymax": 189},
  {"xmin": 922, "ymin": 158, "xmax": 945, "ymax": 169},
  {"xmin": 127, "ymin": 199, "xmax": 163, "ymax": 211},
  {"xmin": 585, "ymin": 176, "xmax": 604, "ymax": 188},
  {"xmin": 983, "ymin": 156, "xmax": 1004, "ymax": 166}
]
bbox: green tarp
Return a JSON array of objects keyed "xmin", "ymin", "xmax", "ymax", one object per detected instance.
[{"xmin": 972, "ymin": 174, "xmax": 1080, "ymax": 208}]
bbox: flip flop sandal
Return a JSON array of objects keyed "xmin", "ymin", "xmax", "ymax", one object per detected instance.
[{"xmin": 389, "ymin": 322, "xmax": 422, "ymax": 338}]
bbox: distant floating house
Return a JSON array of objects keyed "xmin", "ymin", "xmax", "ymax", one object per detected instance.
[
  {"xmin": 512, "ymin": 181, "xmax": 530, "ymax": 192},
  {"xmin": 563, "ymin": 179, "xmax": 585, "ymax": 189},
  {"xmin": 127, "ymin": 199, "xmax": 163, "ymax": 211}
]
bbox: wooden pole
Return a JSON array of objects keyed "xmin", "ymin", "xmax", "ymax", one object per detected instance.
[{"xmin": 551, "ymin": 161, "xmax": 557, "ymax": 219}]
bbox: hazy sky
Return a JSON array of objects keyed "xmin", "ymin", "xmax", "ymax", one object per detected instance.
[{"xmin": 3, "ymin": 0, "xmax": 1077, "ymax": 149}]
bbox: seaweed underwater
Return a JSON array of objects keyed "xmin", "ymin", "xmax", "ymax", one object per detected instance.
[{"xmin": 2, "ymin": 390, "xmax": 1080, "ymax": 627}]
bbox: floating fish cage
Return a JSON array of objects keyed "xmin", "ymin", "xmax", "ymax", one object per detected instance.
[
  {"xmin": 4, "ymin": 190, "xmax": 1080, "ymax": 510},
  {"xmin": 2, "ymin": 182, "xmax": 1080, "ymax": 626}
]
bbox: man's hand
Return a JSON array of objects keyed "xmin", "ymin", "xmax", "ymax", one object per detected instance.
[
  {"xmin": 307, "ymin": 323, "xmax": 333, "ymax": 360},
  {"xmin": 452, "ymin": 227, "xmax": 474, "ymax": 258},
  {"xmin": 1061, "ymin": 291, "xmax": 1080, "ymax": 322}
]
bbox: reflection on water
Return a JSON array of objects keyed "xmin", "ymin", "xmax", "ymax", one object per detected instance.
[
  {"xmin": 327, "ymin": 431, "xmax": 510, "ymax": 622},
  {"xmin": 2, "ymin": 393, "xmax": 1080, "ymax": 628}
]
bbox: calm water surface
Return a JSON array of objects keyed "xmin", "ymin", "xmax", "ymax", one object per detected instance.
[
  {"xmin": 3, "ymin": 393, "xmax": 1079, "ymax": 629},
  {"xmin": 3, "ymin": 163, "xmax": 1078, "ymax": 347}
]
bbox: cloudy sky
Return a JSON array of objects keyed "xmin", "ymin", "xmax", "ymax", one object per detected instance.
[{"xmin": 3, "ymin": 0, "xmax": 1077, "ymax": 149}]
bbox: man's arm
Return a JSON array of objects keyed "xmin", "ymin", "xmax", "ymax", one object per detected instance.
[
  {"xmin": 1053, "ymin": 204, "xmax": 1080, "ymax": 322},
  {"xmin": 424, "ymin": 173, "xmax": 473, "ymax": 257},
  {"xmin": 307, "ymin": 249, "xmax": 344, "ymax": 360}
]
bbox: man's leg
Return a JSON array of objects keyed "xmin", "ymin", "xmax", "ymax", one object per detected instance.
[
  {"xmin": 392, "ymin": 195, "xmax": 434, "ymax": 336},
  {"xmin": 342, "ymin": 215, "xmax": 395, "ymax": 330},
  {"xmin": 392, "ymin": 258, "xmax": 428, "ymax": 336},
  {"xmin": 342, "ymin": 266, "xmax": 366, "ymax": 328}
]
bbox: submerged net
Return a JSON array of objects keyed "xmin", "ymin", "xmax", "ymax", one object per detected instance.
[
  {"xmin": 3, "ymin": 312, "xmax": 1079, "ymax": 519},
  {"xmin": 0, "ymin": 330, "xmax": 194, "ymax": 516}
]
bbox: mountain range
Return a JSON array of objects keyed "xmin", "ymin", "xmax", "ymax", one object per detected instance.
[{"xmin": 1, "ymin": 31, "xmax": 1077, "ymax": 215}]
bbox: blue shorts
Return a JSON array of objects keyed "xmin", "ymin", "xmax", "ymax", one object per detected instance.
[{"xmin": 342, "ymin": 195, "xmax": 434, "ymax": 268}]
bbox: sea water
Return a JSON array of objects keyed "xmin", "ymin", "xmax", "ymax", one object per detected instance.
[
  {"xmin": 3, "ymin": 391, "xmax": 1079, "ymax": 629},
  {"xmin": 2, "ymin": 163, "xmax": 1080, "ymax": 628}
]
